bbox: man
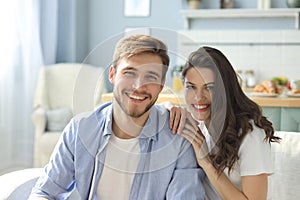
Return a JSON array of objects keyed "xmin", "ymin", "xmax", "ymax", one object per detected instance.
[{"xmin": 29, "ymin": 34, "xmax": 205, "ymax": 199}]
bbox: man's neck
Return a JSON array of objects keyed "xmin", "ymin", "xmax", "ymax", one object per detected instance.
[
  {"xmin": 112, "ymin": 121, "xmax": 139, "ymax": 139},
  {"xmin": 112, "ymin": 109, "xmax": 150, "ymax": 140}
]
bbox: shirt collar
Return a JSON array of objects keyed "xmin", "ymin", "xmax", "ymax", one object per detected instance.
[{"xmin": 101, "ymin": 104, "xmax": 167, "ymax": 141}]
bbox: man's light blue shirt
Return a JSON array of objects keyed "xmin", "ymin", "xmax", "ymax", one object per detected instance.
[{"xmin": 30, "ymin": 102, "xmax": 205, "ymax": 199}]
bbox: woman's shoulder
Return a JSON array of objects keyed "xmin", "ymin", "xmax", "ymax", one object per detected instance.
[
  {"xmin": 248, "ymin": 120, "xmax": 267, "ymax": 140},
  {"xmin": 240, "ymin": 120, "xmax": 270, "ymax": 151},
  {"xmin": 238, "ymin": 121, "xmax": 274, "ymax": 176}
]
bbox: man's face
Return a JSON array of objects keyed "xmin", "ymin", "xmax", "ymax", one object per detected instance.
[{"xmin": 109, "ymin": 53, "xmax": 165, "ymax": 118}]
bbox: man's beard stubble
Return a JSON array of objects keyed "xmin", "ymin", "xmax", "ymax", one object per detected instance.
[{"xmin": 113, "ymin": 89, "xmax": 158, "ymax": 118}]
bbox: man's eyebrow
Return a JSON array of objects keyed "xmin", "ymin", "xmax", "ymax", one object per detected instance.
[
  {"xmin": 122, "ymin": 66, "xmax": 137, "ymax": 71},
  {"xmin": 122, "ymin": 67, "xmax": 161, "ymax": 78},
  {"xmin": 147, "ymin": 71, "xmax": 161, "ymax": 77},
  {"xmin": 185, "ymin": 81, "xmax": 215, "ymax": 86}
]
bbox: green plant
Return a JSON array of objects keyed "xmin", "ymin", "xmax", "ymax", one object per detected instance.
[{"xmin": 171, "ymin": 65, "xmax": 184, "ymax": 77}]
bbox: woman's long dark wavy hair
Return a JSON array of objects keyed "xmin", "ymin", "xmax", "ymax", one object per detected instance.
[{"xmin": 182, "ymin": 46, "xmax": 280, "ymax": 175}]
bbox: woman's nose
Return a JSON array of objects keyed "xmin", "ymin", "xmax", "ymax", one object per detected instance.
[{"xmin": 194, "ymin": 88, "xmax": 206, "ymax": 100}]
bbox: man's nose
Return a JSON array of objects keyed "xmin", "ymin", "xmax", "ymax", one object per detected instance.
[{"xmin": 132, "ymin": 76, "xmax": 146, "ymax": 89}]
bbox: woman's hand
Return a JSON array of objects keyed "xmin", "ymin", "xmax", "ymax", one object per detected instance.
[
  {"xmin": 169, "ymin": 105, "xmax": 210, "ymax": 166},
  {"xmin": 169, "ymin": 106, "xmax": 198, "ymax": 134},
  {"xmin": 180, "ymin": 119, "xmax": 210, "ymax": 166}
]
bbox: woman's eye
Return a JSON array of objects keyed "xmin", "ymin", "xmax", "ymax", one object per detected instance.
[
  {"xmin": 186, "ymin": 85, "xmax": 195, "ymax": 90},
  {"xmin": 206, "ymin": 85, "xmax": 214, "ymax": 92}
]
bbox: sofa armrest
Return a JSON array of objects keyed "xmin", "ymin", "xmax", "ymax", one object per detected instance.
[
  {"xmin": 32, "ymin": 107, "xmax": 46, "ymax": 138},
  {"xmin": 0, "ymin": 168, "xmax": 43, "ymax": 200}
]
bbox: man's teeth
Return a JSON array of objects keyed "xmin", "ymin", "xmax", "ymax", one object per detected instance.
[
  {"xmin": 129, "ymin": 94, "xmax": 145, "ymax": 100},
  {"xmin": 194, "ymin": 104, "xmax": 208, "ymax": 109}
]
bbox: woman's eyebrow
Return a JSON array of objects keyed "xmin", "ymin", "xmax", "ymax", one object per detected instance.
[
  {"xmin": 185, "ymin": 81, "xmax": 195, "ymax": 85},
  {"xmin": 205, "ymin": 82, "xmax": 215, "ymax": 86}
]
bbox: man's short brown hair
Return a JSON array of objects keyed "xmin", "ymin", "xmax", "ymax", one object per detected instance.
[{"xmin": 112, "ymin": 35, "xmax": 169, "ymax": 81}]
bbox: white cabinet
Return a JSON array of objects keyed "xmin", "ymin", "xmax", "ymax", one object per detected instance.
[{"xmin": 180, "ymin": 9, "xmax": 300, "ymax": 29}]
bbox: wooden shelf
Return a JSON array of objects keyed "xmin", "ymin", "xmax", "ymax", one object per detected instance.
[{"xmin": 180, "ymin": 8, "xmax": 300, "ymax": 29}]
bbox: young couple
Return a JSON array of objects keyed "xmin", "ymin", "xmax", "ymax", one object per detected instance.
[{"xmin": 29, "ymin": 34, "xmax": 279, "ymax": 199}]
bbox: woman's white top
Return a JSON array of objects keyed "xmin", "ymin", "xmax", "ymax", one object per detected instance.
[{"xmin": 199, "ymin": 120, "xmax": 274, "ymax": 197}]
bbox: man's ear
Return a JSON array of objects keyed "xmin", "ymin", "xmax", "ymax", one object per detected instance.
[
  {"xmin": 159, "ymin": 80, "xmax": 165, "ymax": 92},
  {"xmin": 109, "ymin": 66, "xmax": 115, "ymax": 84}
]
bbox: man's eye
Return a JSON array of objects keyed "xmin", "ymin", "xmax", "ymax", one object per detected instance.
[
  {"xmin": 124, "ymin": 71, "xmax": 135, "ymax": 76},
  {"xmin": 145, "ymin": 75, "xmax": 158, "ymax": 81}
]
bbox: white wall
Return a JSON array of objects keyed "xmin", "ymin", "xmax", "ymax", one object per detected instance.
[
  {"xmin": 0, "ymin": 82, "xmax": 12, "ymax": 171},
  {"xmin": 178, "ymin": 30, "xmax": 300, "ymax": 84}
]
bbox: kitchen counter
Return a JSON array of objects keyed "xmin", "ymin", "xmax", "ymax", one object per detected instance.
[
  {"xmin": 250, "ymin": 96, "xmax": 300, "ymax": 107},
  {"xmin": 101, "ymin": 91, "xmax": 300, "ymax": 108}
]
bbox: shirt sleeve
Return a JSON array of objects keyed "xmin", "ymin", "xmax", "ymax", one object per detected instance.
[
  {"xmin": 166, "ymin": 140, "xmax": 206, "ymax": 200},
  {"xmin": 29, "ymin": 118, "xmax": 77, "ymax": 199},
  {"xmin": 238, "ymin": 125, "xmax": 274, "ymax": 176}
]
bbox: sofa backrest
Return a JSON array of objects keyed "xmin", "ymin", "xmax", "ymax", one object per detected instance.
[{"xmin": 33, "ymin": 63, "xmax": 107, "ymax": 113}]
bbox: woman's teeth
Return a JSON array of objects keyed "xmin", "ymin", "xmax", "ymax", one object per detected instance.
[{"xmin": 194, "ymin": 104, "xmax": 208, "ymax": 109}]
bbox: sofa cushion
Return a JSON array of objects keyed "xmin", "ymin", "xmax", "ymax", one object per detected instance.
[{"xmin": 46, "ymin": 107, "xmax": 73, "ymax": 131}]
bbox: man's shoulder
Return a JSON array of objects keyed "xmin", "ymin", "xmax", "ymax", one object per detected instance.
[
  {"xmin": 152, "ymin": 104, "xmax": 170, "ymax": 124},
  {"xmin": 73, "ymin": 102, "xmax": 112, "ymax": 124},
  {"xmin": 151, "ymin": 105, "xmax": 186, "ymax": 142},
  {"xmin": 66, "ymin": 103, "xmax": 112, "ymax": 154},
  {"xmin": 68, "ymin": 102, "xmax": 112, "ymax": 142},
  {"xmin": 153, "ymin": 104, "xmax": 169, "ymax": 114},
  {"xmin": 151, "ymin": 104, "xmax": 173, "ymax": 133}
]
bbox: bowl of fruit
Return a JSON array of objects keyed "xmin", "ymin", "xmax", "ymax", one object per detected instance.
[{"xmin": 271, "ymin": 76, "xmax": 289, "ymax": 94}]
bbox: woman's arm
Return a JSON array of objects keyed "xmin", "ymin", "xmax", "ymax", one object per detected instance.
[
  {"xmin": 182, "ymin": 122, "xmax": 269, "ymax": 200},
  {"xmin": 167, "ymin": 106, "xmax": 269, "ymax": 200},
  {"xmin": 202, "ymin": 162, "xmax": 268, "ymax": 200}
]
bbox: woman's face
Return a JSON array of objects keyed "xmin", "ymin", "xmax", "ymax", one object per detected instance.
[{"xmin": 184, "ymin": 67, "xmax": 215, "ymax": 122}]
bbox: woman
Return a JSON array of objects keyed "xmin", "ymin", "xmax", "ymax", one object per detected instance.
[{"xmin": 168, "ymin": 46, "xmax": 280, "ymax": 200}]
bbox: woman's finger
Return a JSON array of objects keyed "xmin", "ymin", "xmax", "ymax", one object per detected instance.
[
  {"xmin": 177, "ymin": 122, "xmax": 196, "ymax": 135},
  {"xmin": 180, "ymin": 129, "xmax": 209, "ymax": 161},
  {"xmin": 170, "ymin": 107, "xmax": 182, "ymax": 134},
  {"xmin": 169, "ymin": 107, "xmax": 176, "ymax": 129},
  {"xmin": 177, "ymin": 108, "xmax": 187, "ymax": 134},
  {"xmin": 180, "ymin": 128, "xmax": 204, "ymax": 146},
  {"xmin": 186, "ymin": 112, "xmax": 199, "ymax": 132}
]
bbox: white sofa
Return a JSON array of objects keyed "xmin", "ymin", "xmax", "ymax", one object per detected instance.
[
  {"xmin": 268, "ymin": 131, "xmax": 300, "ymax": 200},
  {"xmin": 32, "ymin": 63, "xmax": 107, "ymax": 167},
  {"xmin": 1, "ymin": 131, "xmax": 299, "ymax": 199},
  {"xmin": 0, "ymin": 168, "xmax": 80, "ymax": 199}
]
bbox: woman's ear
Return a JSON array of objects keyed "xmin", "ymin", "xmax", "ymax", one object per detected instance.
[{"xmin": 109, "ymin": 66, "xmax": 115, "ymax": 84}]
